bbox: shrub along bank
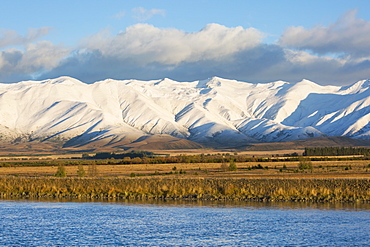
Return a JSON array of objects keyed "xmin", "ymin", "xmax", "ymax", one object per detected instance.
[{"xmin": 0, "ymin": 177, "xmax": 369, "ymax": 203}]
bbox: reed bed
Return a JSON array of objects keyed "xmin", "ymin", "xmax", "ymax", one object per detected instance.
[{"xmin": 0, "ymin": 177, "xmax": 370, "ymax": 203}]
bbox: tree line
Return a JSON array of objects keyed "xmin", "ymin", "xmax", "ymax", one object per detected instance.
[
  {"xmin": 303, "ymin": 147, "xmax": 370, "ymax": 156},
  {"xmin": 84, "ymin": 151, "xmax": 155, "ymax": 159}
]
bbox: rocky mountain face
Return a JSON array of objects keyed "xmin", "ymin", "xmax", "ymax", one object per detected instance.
[{"xmin": 0, "ymin": 76, "xmax": 369, "ymax": 148}]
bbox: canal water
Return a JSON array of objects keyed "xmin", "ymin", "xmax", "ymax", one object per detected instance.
[{"xmin": 1, "ymin": 199, "xmax": 369, "ymax": 246}]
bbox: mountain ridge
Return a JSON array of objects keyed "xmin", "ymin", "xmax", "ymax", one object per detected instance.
[{"xmin": 0, "ymin": 76, "xmax": 370, "ymax": 149}]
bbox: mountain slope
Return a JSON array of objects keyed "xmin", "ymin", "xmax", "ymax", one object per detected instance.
[{"xmin": 0, "ymin": 76, "xmax": 369, "ymax": 149}]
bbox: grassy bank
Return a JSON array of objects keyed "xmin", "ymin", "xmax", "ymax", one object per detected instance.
[{"xmin": 0, "ymin": 177, "xmax": 369, "ymax": 203}]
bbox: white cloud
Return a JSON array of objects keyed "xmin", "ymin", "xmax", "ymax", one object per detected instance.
[
  {"xmin": 19, "ymin": 41, "xmax": 70, "ymax": 72},
  {"xmin": 113, "ymin": 10, "xmax": 126, "ymax": 20},
  {"xmin": 284, "ymin": 49, "xmax": 345, "ymax": 65},
  {"xmin": 0, "ymin": 41, "xmax": 69, "ymax": 81},
  {"xmin": 132, "ymin": 7, "xmax": 165, "ymax": 21},
  {"xmin": 43, "ymin": 40, "xmax": 370, "ymax": 86},
  {"xmin": 0, "ymin": 27, "xmax": 52, "ymax": 48},
  {"xmin": 83, "ymin": 23, "xmax": 264, "ymax": 65},
  {"xmin": 1, "ymin": 21, "xmax": 370, "ymax": 86},
  {"xmin": 280, "ymin": 9, "xmax": 370, "ymax": 57}
]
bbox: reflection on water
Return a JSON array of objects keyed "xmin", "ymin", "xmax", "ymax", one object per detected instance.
[
  {"xmin": 1, "ymin": 199, "xmax": 370, "ymax": 246},
  {"xmin": 6, "ymin": 197, "xmax": 370, "ymax": 211}
]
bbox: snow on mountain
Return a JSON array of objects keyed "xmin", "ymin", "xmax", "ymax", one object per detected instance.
[{"xmin": 0, "ymin": 76, "xmax": 369, "ymax": 148}]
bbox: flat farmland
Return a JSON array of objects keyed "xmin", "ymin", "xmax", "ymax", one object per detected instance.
[{"xmin": 0, "ymin": 159, "xmax": 370, "ymax": 179}]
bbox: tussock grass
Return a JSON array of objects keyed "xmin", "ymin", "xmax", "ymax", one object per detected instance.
[{"xmin": 0, "ymin": 177, "xmax": 369, "ymax": 203}]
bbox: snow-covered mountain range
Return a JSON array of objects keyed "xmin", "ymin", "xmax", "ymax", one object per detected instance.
[{"xmin": 0, "ymin": 76, "xmax": 369, "ymax": 148}]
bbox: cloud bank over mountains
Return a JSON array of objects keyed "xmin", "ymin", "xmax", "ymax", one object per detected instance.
[
  {"xmin": 280, "ymin": 10, "xmax": 370, "ymax": 58},
  {"xmin": 0, "ymin": 10, "xmax": 369, "ymax": 85}
]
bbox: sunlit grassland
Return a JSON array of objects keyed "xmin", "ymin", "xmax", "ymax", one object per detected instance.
[
  {"xmin": 0, "ymin": 159, "xmax": 370, "ymax": 178},
  {"xmin": 0, "ymin": 158, "xmax": 370, "ymax": 202},
  {"xmin": 0, "ymin": 177, "xmax": 369, "ymax": 202}
]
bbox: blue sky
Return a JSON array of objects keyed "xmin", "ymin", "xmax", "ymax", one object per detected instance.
[{"xmin": 1, "ymin": 0, "xmax": 370, "ymax": 85}]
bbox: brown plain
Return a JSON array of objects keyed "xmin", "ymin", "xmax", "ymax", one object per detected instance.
[{"xmin": 1, "ymin": 159, "xmax": 370, "ymax": 179}]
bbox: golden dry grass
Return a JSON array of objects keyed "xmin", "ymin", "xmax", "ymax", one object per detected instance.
[
  {"xmin": 1, "ymin": 177, "xmax": 369, "ymax": 202},
  {"xmin": 0, "ymin": 160, "xmax": 369, "ymax": 179},
  {"xmin": 1, "ymin": 159, "xmax": 369, "ymax": 202}
]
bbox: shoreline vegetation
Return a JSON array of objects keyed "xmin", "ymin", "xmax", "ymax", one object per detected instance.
[
  {"xmin": 1, "ymin": 177, "xmax": 369, "ymax": 203},
  {"xmin": 1, "ymin": 147, "xmax": 370, "ymax": 203}
]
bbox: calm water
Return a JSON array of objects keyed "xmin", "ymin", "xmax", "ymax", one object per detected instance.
[{"xmin": 1, "ymin": 199, "xmax": 370, "ymax": 246}]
